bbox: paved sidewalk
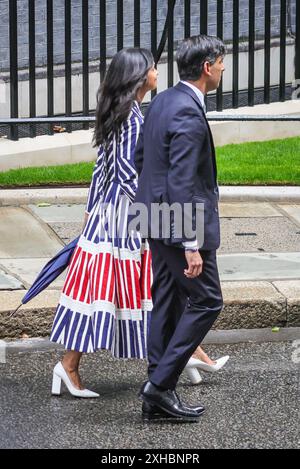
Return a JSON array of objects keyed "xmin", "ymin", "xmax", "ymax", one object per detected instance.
[{"xmin": 0, "ymin": 189, "xmax": 300, "ymax": 338}]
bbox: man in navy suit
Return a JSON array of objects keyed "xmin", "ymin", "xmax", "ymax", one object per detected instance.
[{"xmin": 135, "ymin": 35, "xmax": 226, "ymax": 422}]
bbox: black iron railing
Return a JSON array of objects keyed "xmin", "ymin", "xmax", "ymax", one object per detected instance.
[
  {"xmin": 296, "ymin": 0, "xmax": 300, "ymax": 81},
  {"xmin": 2, "ymin": 0, "xmax": 300, "ymax": 141},
  {"xmin": 1, "ymin": 114, "xmax": 300, "ymax": 150},
  {"xmin": 2, "ymin": 115, "xmax": 300, "ymax": 125}
]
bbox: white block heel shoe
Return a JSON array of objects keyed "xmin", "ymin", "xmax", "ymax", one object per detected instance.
[
  {"xmin": 185, "ymin": 367, "xmax": 202, "ymax": 385},
  {"xmin": 186, "ymin": 355, "xmax": 230, "ymax": 373},
  {"xmin": 51, "ymin": 362, "xmax": 99, "ymax": 398}
]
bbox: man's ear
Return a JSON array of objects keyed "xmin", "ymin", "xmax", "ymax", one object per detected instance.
[{"xmin": 203, "ymin": 61, "xmax": 211, "ymax": 76}]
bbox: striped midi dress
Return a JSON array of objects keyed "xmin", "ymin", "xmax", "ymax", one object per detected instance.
[{"xmin": 50, "ymin": 102, "xmax": 153, "ymax": 358}]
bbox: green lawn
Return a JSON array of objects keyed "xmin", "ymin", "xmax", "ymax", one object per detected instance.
[
  {"xmin": 216, "ymin": 136, "xmax": 300, "ymax": 185},
  {"xmin": 0, "ymin": 136, "xmax": 299, "ymax": 187},
  {"xmin": 0, "ymin": 161, "xmax": 94, "ymax": 187}
]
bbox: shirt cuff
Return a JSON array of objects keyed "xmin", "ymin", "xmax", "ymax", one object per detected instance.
[{"xmin": 183, "ymin": 240, "xmax": 199, "ymax": 250}]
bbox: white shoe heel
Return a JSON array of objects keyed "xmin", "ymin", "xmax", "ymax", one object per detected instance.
[
  {"xmin": 185, "ymin": 367, "xmax": 202, "ymax": 385},
  {"xmin": 51, "ymin": 372, "xmax": 62, "ymax": 396},
  {"xmin": 51, "ymin": 362, "xmax": 100, "ymax": 398}
]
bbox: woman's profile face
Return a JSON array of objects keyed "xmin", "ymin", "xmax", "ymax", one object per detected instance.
[{"xmin": 145, "ymin": 64, "xmax": 158, "ymax": 92}]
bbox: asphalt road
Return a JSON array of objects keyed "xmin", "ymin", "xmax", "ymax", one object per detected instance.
[{"xmin": 0, "ymin": 340, "xmax": 299, "ymax": 449}]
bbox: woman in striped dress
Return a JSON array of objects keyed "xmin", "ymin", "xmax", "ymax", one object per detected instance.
[
  {"xmin": 50, "ymin": 48, "xmax": 228, "ymax": 398},
  {"xmin": 50, "ymin": 48, "xmax": 158, "ymax": 398}
]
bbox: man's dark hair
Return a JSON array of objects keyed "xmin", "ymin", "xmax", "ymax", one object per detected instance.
[{"xmin": 176, "ymin": 35, "xmax": 226, "ymax": 81}]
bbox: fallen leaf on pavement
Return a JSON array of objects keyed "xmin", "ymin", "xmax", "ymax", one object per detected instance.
[
  {"xmin": 37, "ymin": 203, "xmax": 52, "ymax": 207},
  {"xmin": 53, "ymin": 125, "xmax": 66, "ymax": 133},
  {"xmin": 21, "ymin": 333, "xmax": 30, "ymax": 339}
]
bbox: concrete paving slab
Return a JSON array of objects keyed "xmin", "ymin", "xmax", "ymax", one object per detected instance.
[
  {"xmin": 219, "ymin": 217, "xmax": 300, "ymax": 253},
  {"xmin": 48, "ymin": 222, "xmax": 82, "ymax": 244},
  {"xmin": 218, "ymin": 252, "xmax": 300, "ymax": 281},
  {"xmin": 0, "ymin": 269, "xmax": 23, "ymax": 290},
  {"xmin": 0, "ymin": 207, "xmax": 64, "ymax": 258},
  {"xmin": 28, "ymin": 204, "xmax": 86, "ymax": 223},
  {"xmin": 25, "ymin": 203, "xmax": 298, "ymax": 222},
  {"xmin": 44, "ymin": 216, "xmax": 299, "ymax": 254},
  {"xmin": 278, "ymin": 204, "xmax": 300, "ymax": 226},
  {"xmin": 220, "ymin": 203, "xmax": 282, "ymax": 218},
  {"xmin": 0, "ymin": 259, "xmax": 66, "ymax": 289}
]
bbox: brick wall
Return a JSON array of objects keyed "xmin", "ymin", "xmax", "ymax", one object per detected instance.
[{"xmin": 0, "ymin": 0, "xmax": 296, "ymax": 72}]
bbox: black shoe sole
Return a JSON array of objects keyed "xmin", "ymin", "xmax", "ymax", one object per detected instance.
[
  {"xmin": 142, "ymin": 412, "xmax": 200, "ymax": 423},
  {"xmin": 142, "ymin": 409, "xmax": 205, "ymax": 422}
]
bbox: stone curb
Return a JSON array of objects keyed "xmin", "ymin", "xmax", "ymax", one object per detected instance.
[
  {"xmin": 2, "ymin": 327, "xmax": 300, "ymax": 354},
  {"xmin": 219, "ymin": 186, "xmax": 300, "ymax": 203},
  {"xmin": 0, "ymin": 188, "xmax": 89, "ymax": 206},
  {"xmin": 1, "ymin": 186, "xmax": 300, "ymax": 206},
  {"xmin": 0, "ymin": 281, "xmax": 299, "ymax": 339}
]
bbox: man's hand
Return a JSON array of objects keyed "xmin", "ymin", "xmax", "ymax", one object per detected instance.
[{"xmin": 184, "ymin": 250, "xmax": 203, "ymax": 278}]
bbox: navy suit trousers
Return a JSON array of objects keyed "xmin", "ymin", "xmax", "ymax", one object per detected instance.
[{"xmin": 148, "ymin": 239, "xmax": 223, "ymax": 390}]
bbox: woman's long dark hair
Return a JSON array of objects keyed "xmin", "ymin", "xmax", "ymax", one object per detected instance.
[{"xmin": 93, "ymin": 48, "xmax": 154, "ymax": 147}]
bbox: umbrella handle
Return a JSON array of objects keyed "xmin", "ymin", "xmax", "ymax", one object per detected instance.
[{"xmin": 9, "ymin": 303, "xmax": 23, "ymax": 319}]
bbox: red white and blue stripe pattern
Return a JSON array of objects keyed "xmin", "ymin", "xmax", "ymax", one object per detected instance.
[{"xmin": 50, "ymin": 103, "xmax": 153, "ymax": 358}]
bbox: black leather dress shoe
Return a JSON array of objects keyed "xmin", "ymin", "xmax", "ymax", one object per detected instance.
[
  {"xmin": 173, "ymin": 391, "xmax": 205, "ymax": 415},
  {"xmin": 142, "ymin": 401, "xmax": 176, "ymax": 421},
  {"xmin": 139, "ymin": 381, "xmax": 201, "ymax": 422},
  {"xmin": 142, "ymin": 399, "xmax": 205, "ymax": 422}
]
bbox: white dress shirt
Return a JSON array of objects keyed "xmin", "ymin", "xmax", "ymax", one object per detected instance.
[{"xmin": 180, "ymin": 81, "xmax": 206, "ymax": 113}]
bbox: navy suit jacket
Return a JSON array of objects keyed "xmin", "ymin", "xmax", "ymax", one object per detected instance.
[{"xmin": 134, "ymin": 82, "xmax": 220, "ymax": 251}]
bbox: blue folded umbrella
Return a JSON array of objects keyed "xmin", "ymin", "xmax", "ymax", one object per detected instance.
[{"xmin": 10, "ymin": 236, "xmax": 80, "ymax": 318}]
